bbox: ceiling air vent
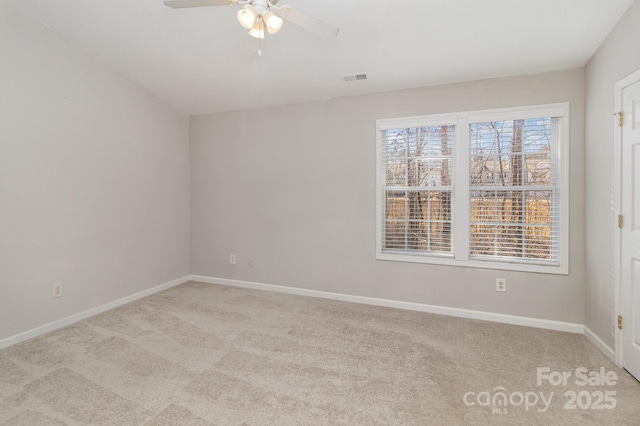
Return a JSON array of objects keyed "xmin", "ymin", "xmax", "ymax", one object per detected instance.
[{"xmin": 341, "ymin": 73, "xmax": 368, "ymax": 82}]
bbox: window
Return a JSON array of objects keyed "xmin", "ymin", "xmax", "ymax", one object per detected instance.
[
  {"xmin": 383, "ymin": 125, "xmax": 454, "ymax": 254},
  {"xmin": 376, "ymin": 104, "xmax": 569, "ymax": 274}
]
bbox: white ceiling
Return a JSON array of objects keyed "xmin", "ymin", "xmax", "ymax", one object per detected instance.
[{"xmin": 10, "ymin": 0, "xmax": 634, "ymax": 116}]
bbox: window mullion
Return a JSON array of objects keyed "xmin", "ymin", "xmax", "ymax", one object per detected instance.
[
  {"xmin": 404, "ymin": 130, "xmax": 409, "ymax": 250},
  {"xmin": 454, "ymin": 117, "xmax": 470, "ymax": 261}
]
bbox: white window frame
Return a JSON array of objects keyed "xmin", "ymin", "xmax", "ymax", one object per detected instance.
[{"xmin": 376, "ymin": 103, "xmax": 569, "ymax": 275}]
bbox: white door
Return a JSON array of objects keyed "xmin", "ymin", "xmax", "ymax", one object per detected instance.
[{"xmin": 621, "ymin": 78, "xmax": 640, "ymax": 381}]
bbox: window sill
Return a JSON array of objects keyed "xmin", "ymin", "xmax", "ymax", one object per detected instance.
[{"xmin": 376, "ymin": 252, "xmax": 568, "ymax": 275}]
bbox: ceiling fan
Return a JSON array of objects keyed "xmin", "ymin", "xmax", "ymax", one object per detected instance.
[{"xmin": 163, "ymin": 0, "xmax": 339, "ymax": 40}]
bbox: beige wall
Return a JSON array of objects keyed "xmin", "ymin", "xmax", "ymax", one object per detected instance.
[
  {"xmin": 584, "ymin": 1, "xmax": 640, "ymax": 347},
  {"xmin": 191, "ymin": 69, "xmax": 586, "ymax": 324},
  {"xmin": 0, "ymin": 5, "xmax": 191, "ymax": 341}
]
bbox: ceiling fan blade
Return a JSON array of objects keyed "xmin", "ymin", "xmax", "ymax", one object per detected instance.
[
  {"xmin": 275, "ymin": 6, "xmax": 339, "ymax": 39},
  {"xmin": 163, "ymin": 0, "xmax": 239, "ymax": 9}
]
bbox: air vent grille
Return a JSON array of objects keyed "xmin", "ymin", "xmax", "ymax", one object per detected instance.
[{"xmin": 341, "ymin": 73, "xmax": 368, "ymax": 82}]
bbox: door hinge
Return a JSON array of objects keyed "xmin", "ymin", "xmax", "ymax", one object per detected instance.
[
  {"xmin": 616, "ymin": 111, "xmax": 624, "ymax": 127},
  {"xmin": 618, "ymin": 214, "xmax": 624, "ymax": 228},
  {"xmin": 618, "ymin": 315, "xmax": 623, "ymax": 330}
]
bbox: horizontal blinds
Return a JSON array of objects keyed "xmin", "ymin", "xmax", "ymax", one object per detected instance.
[
  {"xmin": 381, "ymin": 125, "xmax": 454, "ymax": 254},
  {"xmin": 469, "ymin": 117, "xmax": 559, "ymax": 262}
]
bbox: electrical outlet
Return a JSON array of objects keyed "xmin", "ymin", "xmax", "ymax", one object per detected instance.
[
  {"xmin": 496, "ymin": 278, "xmax": 506, "ymax": 292},
  {"xmin": 248, "ymin": 257, "xmax": 254, "ymax": 267},
  {"xmin": 53, "ymin": 283, "xmax": 63, "ymax": 298},
  {"xmin": 230, "ymin": 254, "xmax": 236, "ymax": 265}
]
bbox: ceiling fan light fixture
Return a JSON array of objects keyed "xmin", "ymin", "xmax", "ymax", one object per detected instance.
[
  {"xmin": 166, "ymin": 0, "xmax": 340, "ymax": 41},
  {"xmin": 248, "ymin": 17, "xmax": 266, "ymax": 39},
  {"xmin": 263, "ymin": 11, "xmax": 283, "ymax": 34},
  {"xmin": 237, "ymin": 5, "xmax": 258, "ymax": 30}
]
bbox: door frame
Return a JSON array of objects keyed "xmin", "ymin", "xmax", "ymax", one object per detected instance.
[{"xmin": 614, "ymin": 68, "xmax": 640, "ymax": 367}]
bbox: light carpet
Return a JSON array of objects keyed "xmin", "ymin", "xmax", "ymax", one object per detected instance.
[{"xmin": 0, "ymin": 281, "xmax": 638, "ymax": 425}]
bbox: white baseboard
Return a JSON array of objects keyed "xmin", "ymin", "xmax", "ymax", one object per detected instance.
[
  {"xmin": 0, "ymin": 275, "xmax": 190, "ymax": 350},
  {"xmin": 584, "ymin": 326, "xmax": 616, "ymax": 363},
  {"xmin": 189, "ymin": 275, "xmax": 585, "ymax": 334}
]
